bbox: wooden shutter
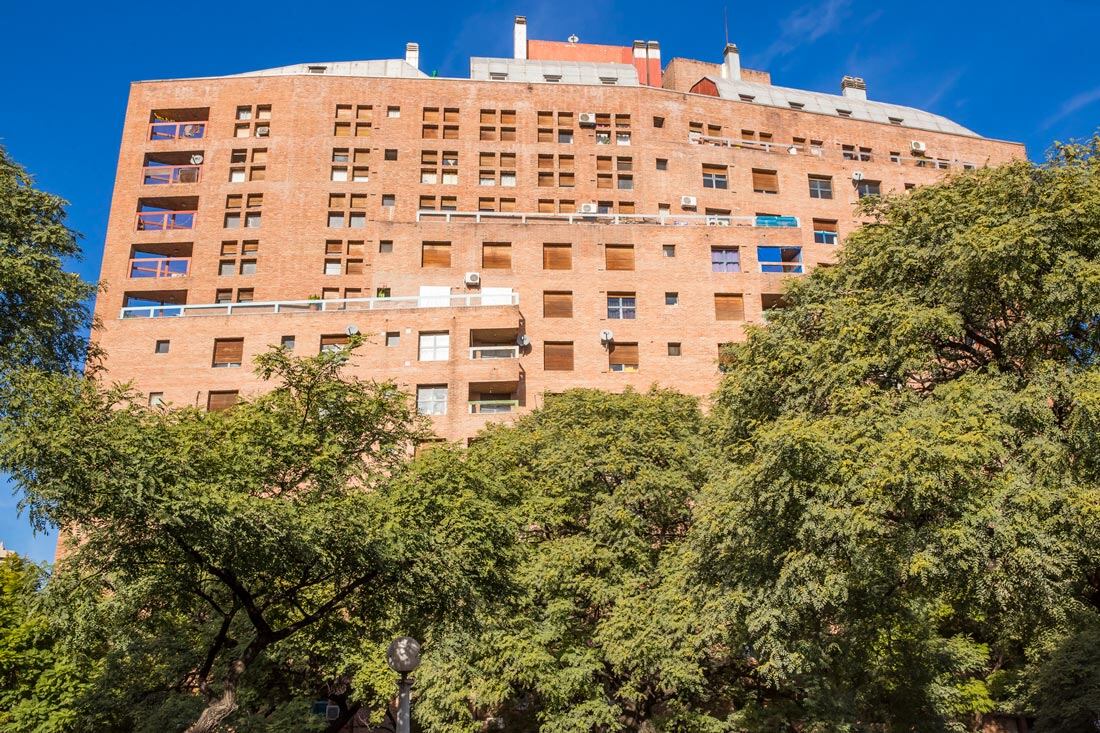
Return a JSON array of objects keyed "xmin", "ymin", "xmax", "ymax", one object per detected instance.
[
  {"xmin": 544, "ymin": 342, "xmax": 574, "ymax": 371},
  {"xmin": 609, "ymin": 342, "xmax": 639, "ymax": 367},
  {"xmin": 345, "ymin": 259, "xmax": 364, "ymax": 275},
  {"xmin": 813, "ymin": 219, "xmax": 838, "ymax": 233},
  {"xmin": 482, "ymin": 243, "xmax": 512, "ymax": 269},
  {"xmin": 543, "ymin": 291, "xmax": 573, "ymax": 318},
  {"xmin": 752, "ymin": 169, "xmax": 779, "ymax": 193},
  {"xmin": 207, "ymin": 390, "xmax": 238, "ymax": 411},
  {"xmin": 714, "ymin": 294, "xmax": 745, "ymax": 321},
  {"xmin": 320, "ymin": 334, "xmax": 349, "ymax": 350},
  {"xmin": 212, "ymin": 338, "xmax": 243, "ymax": 366},
  {"xmin": 543, "ymin": 244, "xmax": 572, "ymax": 270},
  {"xmin": 604, "ymin": 244, "xmax": 635, "ymax": 271},
  {"xmin": 421, "ymin": 242, "xmax": 451, "ymax": 268}
]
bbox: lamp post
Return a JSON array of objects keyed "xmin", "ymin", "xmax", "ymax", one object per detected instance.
[{"xmin": 386, "ymin": 636, "xmax": 421, "ymax": 733}]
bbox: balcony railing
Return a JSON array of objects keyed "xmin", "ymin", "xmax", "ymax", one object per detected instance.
[
  {"xmin": 128, "ymin": 258, "xmax": 190, "ymax": 279},
  {"xmin": 143, "ymin": 165, "xmax": 202, "ymax": 185},
  {"xmin": 136, "ymin": 211, "xmax": 196, "ymax": 231},
  {"xmin": 120, "ymin": 291, "xmax": 520, "ymax": 319},
  {"xmin": 149, "ymin": 121, "xmax": 206, "ymax": 141},
  {"xmin": 690, "ymin": 133, "xmax": 976, "ymax": 170},
  {"xmin": 417, "ymin": 210, "xmax": 799, "ymax": 228},
  {"xmin": 760, "ymin": 262, "xmax": 804, "ymax": 274},
  {"xmin": 468, "ymin": 399, "xmax": 519, "ymax": 414},
  {"xmin": 469, "ymin": 345, "xmax": 520, "ymax": 359}
]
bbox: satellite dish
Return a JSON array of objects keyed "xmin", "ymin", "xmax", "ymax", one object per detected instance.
[
  {"xmin": 345, "ymin": 324, "xmax": 359, "ymax": 336},
  {"xmin": 567, "ymin": 34, "xmax": 579, "ymax": 43},
  {"xmin": 787, "ymin": 146, "xmax": 798, "ymax": 155},
  {"xmin": 190, "ymin": 154, "xmax": 204, "ymax": 165},
  {"xmin": 599, "ymin": 329, "xmax": 614, "ymax": 343},
  {"xmin": 516, "ymin": 334, "xmax": 531, "ymax": 347}
]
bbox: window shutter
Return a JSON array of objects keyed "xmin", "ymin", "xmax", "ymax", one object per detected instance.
[
  {"xmin": 543, "ymin": 291, "xmax": 573, "ymax": 318},
  {"xmin": 212, "ymin": 338, "xmax": 243, "ymax": 366},
  {"xmin": 544, "ymin": 342, "xmax": 574, "ymax": 371},
  {"xmin": 609, "ymin": 342, "xmax": 639, "ymax": 367},
  {"xmin": 207, "ymin": 390, "xmax": 238, "ymax": 411},
  {"xmin": 813, "ymin": 219, "xmax": 838, "ymax": 233},
  {"xmin": 543, "ymin": 244, "xmax": 572, "ymax": 270},
  {"xmin": 604, "ymin": 244, "xmax": 635, "ymax": 271},
  {"xmin": 752, "ymin": 169, "xmax": 779, "ymax": 193},
  {"xmin": 345, "ymin": 259, "xmax": 364, "ymax": 275},
  {"xmin": 482, "ymin": 243, "xmax": 512, "ymax": 269},
  {"xmin": 320, "ymin": 334, "xmax": 349, "ymax": 350},
  {"xmin": 421, "ymin": 242, "xmax": 451, "ymax": 268},
  {"xmin": 714, "ymin": 294, "xmax": 745, "ymax": 321}
]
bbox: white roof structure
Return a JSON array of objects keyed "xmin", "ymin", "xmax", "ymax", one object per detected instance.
[
  {"xmin": 471, "ymin": 57, "xmax": 640, "ymax": 86},
  {"xmin": 228, "ymin": 60, "xmax": 427, "ymax": 79},
  {"xmin": 702, "ymin": 76, "xmax": 976, "ymax": 137}
]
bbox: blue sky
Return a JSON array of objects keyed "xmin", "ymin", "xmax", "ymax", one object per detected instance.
[{"xmin": 2, "ymin": 0, "xmax": 1098, "ymax": 561}]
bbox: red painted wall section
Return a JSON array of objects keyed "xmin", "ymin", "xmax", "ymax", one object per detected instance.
[
  {"xmin": 690, "ymin": 78, "xmax": 720, "ymax": 97},
  {"xmin": 527, "ymin": 40, "xmax": 663, "ymax": 87}
]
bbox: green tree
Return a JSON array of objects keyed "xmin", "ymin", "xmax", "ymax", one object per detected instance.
[
  {"xmin": 693, "ymin": 137, "xmax": 1100, "ymax": 730},
  {"xmin": 0, "ymin": 342, "xmax": 516, "ymax": 733},
  {"xmin": 415, "ymin": 389, "xmax": 746, "ymax": 732},
  {"xmin": 0, "ymin": 145, "xmax": 96, "ymax": 376}
]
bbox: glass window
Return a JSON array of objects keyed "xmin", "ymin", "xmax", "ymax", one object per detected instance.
[
  {"xmin": 665, "ymin": 292, "xmax": 678, "ymax": 306},
  {"xmin": 662, "ymin": 244, "xmax": 676, "ymax": 258},
  {"xmin": 416, "ymin": 385, "xmax": 448, "ymax": 415},
  {"xmin": 558, "ymin": 130, "xmax": 573, "ymax": 144},
  {"xmin": 385, "ymin": 332, "xmax": 400, "ymax": 347},
  {"xmin": 418, "ymin": 332, "xmax": 450, "ymax": 361},
  {"xmin": 607, "ymin": 295, "xmax": 636, "ymax": 320},
  {"xmin": 711, "ymin": 247, "xmax": 741, "ymax": 273},
  {"xmin": 808, "ymin": 176, "xmax": 833, "ymax": 199},
  {"xmin": 702, "ymin": 172, "xmax": 728, "ymax": 189},
  {"xmin": 857, "ymin": 180, "xmax": 881, "ymax": 198},
  {"xmin": 757, "ymin": 246, "xmax": 803, "ymax": 273}
]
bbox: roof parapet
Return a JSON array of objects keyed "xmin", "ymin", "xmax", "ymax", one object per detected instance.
[{"xmin": 841, "ymin": 75, "xmax": 867, "ymax": 100}]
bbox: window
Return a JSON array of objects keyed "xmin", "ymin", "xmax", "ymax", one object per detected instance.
[
  {"xmin": 653, "ymin": 116, "xmax": 665, "ymax": 128},
  {"xmin": 418, "ymin": 332, "xmax": 450, "ymax": 361},
  {"xmin": 813, "ymin": 219, "xmax": 838, "ymax": 245},
  {"xmin": 662, "ymin": 244, "xmax": 676, "ymax": 258},
  {"xmin": 543, "ymin": 291, "xmax": 573, "ymax": 318},
  {"xmin": 482, "ymin": 242, "xmax": 512, "ymax": 269},
  {"xmin": 890, "ymin": 151, "xmax": 902, "ymax": 164},
  {"xmin": 154, "ymin": 339, "xmax": 170, "ymax": 354},
  {"xmin": 416, "ymin": 385, "xmax": 448, "ymax": 415},
  {"xmin": 607, "ymin": 293, "xmax": 636, "ymax": 320},
  {"xmin": 234, "ymin": 104, "xmax": 271, "ymax": 138},
  {"xmin": 229, "ymin": 147, "xmax": 267, "ymax": 182},
  {"xmin": 207, "ymin": 390, "xmax": 238, "ymax": 411},
  {"xmin": 385, "ymin": 332, "xmax": 400, "ymax": 347},
  {"xmin": 711, "ymin": 247, "xmax": 741, "ymax": 273},
  {"xmin": 323, "ymin": 239, "xmax": 365, "ymax": 275},
  {"xmin": 319, "ymin": 334, "xmax": 349, "ymax": 353},
  {"xmin": 758, "ymin": 246, "xmax": 804, "ymax": 273},
  {"xmin": 384, "ymin": 149, "xmax": 398, "ymax": 161},
  {"xmin": 224, "ymin": 193, "xmax": 262, "ymax": 228},
  {"xmin": 808, "ymin": 175, "xmax": 833, "ymax": 199},
  {"xmin": 667, "ymin": 342, "xmax": 681, "ymax": 356},
  {"xmin": 218, "ymin": 240, "xmax": 259, "ymax": 277},
  {"xmin": 543, "ymin": 243, "xmax": 572, "ymax": 270},
  {"xmin": 212, "ymin": 338, "xmax": 244, "ymax": 368},
  {"xmin": 702, "ymin": 164, "xmax": 728, "ymax": 189},
  {"xmin": 382, "ymin": 193, "xmax": 396, "ymax": 207},
  {"xmin": 379, "ymin": 240, "xmax": 393, "ymax": 254},
  {"xmin": 714, "ymin": 293, "xmax": 745, "ymax": 321},
  {"xmin": 888, "ymin": 116, "xmax": 903, "ymax": 125},
  {"xmin": 842, "ymin": 145, "xmax": 873, "ymax": 162},
  {"xmin": 387, "ymin": 106, "xmax": 401, "ymax": 118},
  {"xmin": 836, "ymin": 108, "xmax": 852, "ymax": 118},
  {"xmin": 604, "ymin": 244, "xmax": 635, "ymax": 271},
  {"xmin": 789, "ymin": 101, "xmax": 805, "ymax": 110},
  {"xmin": 665, "ymin": 292, "xmax": 678, "ymax": 306},
  {"xmin": 857, "ymin": 180, "xmax": 881, "ymax": 198},
  {"xmin": 752, "ymin": 169, "xmax": 779, "ymax": 194},
  {"xmin": 327, "ymin": 193, "xmax": 367, "ymax": 228},
  {"xmin": 544, "ymin": 342, "xmax": 574, "ymax": 371},
  {"xmin": 421, "ymin": 241, "xmax": 451, "ymax": 268},
  {"xmin": 280, "ymin": 335, "xmax": 295, "ymax": 350},
  {"xmin": 608, "ymin": 342, "xmax": 639, "ymax": 372},
  {"xmin": 148, "ymin": 392, "xmax": 165, "ymax": 407},
  {"xmin": 739, "ymin": 94, "xmax": 755, "ymax": 103},
  {"xmin": 656, "ymin": 158, "xmax": 667, "ymax": 171}
]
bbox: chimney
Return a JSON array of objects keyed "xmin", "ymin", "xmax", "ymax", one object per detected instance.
[
  {"xmin": 721, "ymin": 43, "xmax": 741, "ymax": 81},
  {"xmin": 632, "ymin": 41, "xmax": 647, "ymax": 85},
  {"xmin": 646, "ymin": 41, "xmax": 662, "ymax": 86},
  {"xmin": 514, "ymin": 16, "xmax": 528, "ymax": 60},
  {"xmin": 841, "ymin": 75, "xmax": 867, "ymax": 100},
  {"xmin": 405, "ymin": 42, "xmax": 419, "ymax": 70}
]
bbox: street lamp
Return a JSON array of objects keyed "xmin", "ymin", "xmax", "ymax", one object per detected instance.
[{"xmin": 386, "ymin": 636, "xmax": 422, "ymax": 733}]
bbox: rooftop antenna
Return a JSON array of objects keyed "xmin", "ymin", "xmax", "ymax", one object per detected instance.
[
  {"xmin": 724, "ymin": 5, "xmax": 729, "ymax": 46},
  {"xmin": 568, "ymin": 34, "xmax": 579, "ymax": 44}
]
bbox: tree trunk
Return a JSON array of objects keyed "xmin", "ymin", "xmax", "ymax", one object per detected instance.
[{"xmin": 185, "ymin": 651, "xmax": 254, "ymax": 733}]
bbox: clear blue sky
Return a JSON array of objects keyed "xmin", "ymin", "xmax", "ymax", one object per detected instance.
[{"xmin": 2, "ymin": 0, "xmax": 1098, "ymax": 561}]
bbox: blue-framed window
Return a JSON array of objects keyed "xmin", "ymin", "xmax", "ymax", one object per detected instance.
[{"xmin": 758, "ymin": 246, "xmax": 803, "ymax": 274}]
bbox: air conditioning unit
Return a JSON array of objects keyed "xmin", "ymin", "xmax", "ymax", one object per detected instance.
[
  {"xmin": 599, "ymin": 329, "xmax": 614, "ymax": 343},
  {"xmin": 464, "ymin": 271, "xmax": 481, "ymax": 286},
  {"xmin": 680, "ymin": 195, "xmax": 698, "ymax": 208},
  {"xmin": 706, "ymin": 216, "xmax": 730, "ymax": 226},
  {"xmin": 688, "ymin": 131, "xmax": 702, "ymax": 142},
  {"xmin": 256, "ymin": 126, "xmax": 270, "ymax": 137},
  {"xmin": 852, "ymin": 171, "xmax": 865, "ymax": 181},
  {"xmin": 516, "ymin": 334, "xmax": 531, "ymax": 348},
  {"xmin": 578, "ymin": 112, "xmax": 597, "ymax": 126},
  {"xmin": 189, "ymin": 154, "xmax": 204, "ymax": 165},
  {"xmin": 578, "ymin": 202, "xmax": 599, "ymax": 214},
  {"xmin": 910, "ymin": 140, "xmax": 927, "ymax": 154}
]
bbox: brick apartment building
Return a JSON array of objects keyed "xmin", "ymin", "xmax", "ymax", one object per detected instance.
[{"xmin": 95, "ymin": 16, "xmax": 1025, "ymax": 442}]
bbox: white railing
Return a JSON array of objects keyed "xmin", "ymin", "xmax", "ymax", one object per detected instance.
[
  {"xmin": 690, "ymin": 133, "xmax": 978, "ymax": 171},
  {"xmin": 417, "ymin": 210, "xmax": 799, "ymax": 228},
  {"xmin": 468, "ymin": 399, "xmax": 519, "ymax": 414},
  {"xmin": 469, "ymin": 345, "xmax": 520, "ymax": 359},
  {"xmin": 120, "ymin": 291, "xmax": 519, "ymax": 319}
]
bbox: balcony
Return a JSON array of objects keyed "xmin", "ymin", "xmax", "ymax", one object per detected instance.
[
  {"xmin": 689, "ymin": 133, "xmax": 976, "ymax": 170},
  {"xmin": 143, "ymin": 152, "xmax": 203, "ymax": 185},
  {"xmin": 468, "ymin": 380, "xmax": 521, "ymax": 414},
  {"xmin": 469, "ymin": 327, "xmax": 521, "ymax": 360},
  {"xmin": 129, "ymin": 257, "xmax": 190, "ymax": 279},
  {"xmin": 149, "ymin": 107, "xmax": 209, "ymax": 141},
  {"xmin": 119, "ymin": 291, "xmax": 519, "ymax": 319},
  {"xmin": 136, "ymin": 196, "xmax": 199, "ymax": 231},
  {"xmin": 417, "ymin": 210, "xmax": 799, "ymax": 228}
]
